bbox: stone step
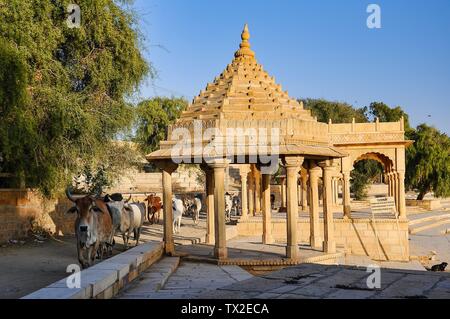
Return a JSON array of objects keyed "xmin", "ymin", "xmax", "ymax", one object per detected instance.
[
  {"xmin": 173, "ymin": 224, "xmax": 238, "ymax": 246},
  {"xmin": 117, "ymin": 256, "xmax": 180, "ymax": 297},
  {"xmin": 409, "ymin": 213, "xmax": 450, "ymax": 226},
  {"xmin": 409, "ymin": 219, "xmax": 450, "ymax": 234}
]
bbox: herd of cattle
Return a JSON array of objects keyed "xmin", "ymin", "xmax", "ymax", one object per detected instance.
[{"xmin": 65, "ymin": 189, "xmax": 241, "ymax": 268}]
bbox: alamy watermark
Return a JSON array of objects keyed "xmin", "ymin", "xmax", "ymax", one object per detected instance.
[
  {"xmin": 367, "ymin": 4, "xmax": 381, "ymax": 29},
  {"xmin": 66, "ymin": 4, "xmax": 81, "ymax": 28},
  {"xmin": 170, "ymin": 120, "xmax": 280, "ymax": 174},
  {"xmin": 66, "ymin": 264, "xmax": 81, "ymax": 289},
  {"xmin": 366, "ymin": 264, "xmax": 381, "ymax": 289}
]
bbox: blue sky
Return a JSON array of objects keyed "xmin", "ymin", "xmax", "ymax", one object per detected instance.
[{"xmin": 131, "ymin": 0, "xmax": 450, "ymax": 134}]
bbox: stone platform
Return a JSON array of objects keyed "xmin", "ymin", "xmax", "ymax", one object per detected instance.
[
  {"xmin": 194, "ymin": 263, "xmax": 450, "ymax": 299},
  {"xmin": 176, "ymin": 236, "xmax": 343, "ymax": 266}
]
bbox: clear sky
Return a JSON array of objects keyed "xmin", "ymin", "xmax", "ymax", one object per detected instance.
[{"xmin": 131, "ymin": 0, "xmax": 450, "ymax": 134}]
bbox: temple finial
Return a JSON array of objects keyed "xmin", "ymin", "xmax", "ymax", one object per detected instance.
[{"xmin": 235, "ymin": 24, "xmax": 255, "ymax": 59}]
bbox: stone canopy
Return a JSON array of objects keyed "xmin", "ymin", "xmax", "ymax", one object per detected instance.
[{"xmin": 146, "ymin": 24, "xmax": 347, "ymax": 162}]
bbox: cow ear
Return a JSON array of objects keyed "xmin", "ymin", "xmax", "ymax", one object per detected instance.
[{"xmin": 66, "ymin": 206, "xmax": 78, "ymax": 215}]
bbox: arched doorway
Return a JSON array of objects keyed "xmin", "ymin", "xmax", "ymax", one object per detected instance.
[{"xmin": 351, "ymin": 152, "xmax": 397, "ymax": 211}]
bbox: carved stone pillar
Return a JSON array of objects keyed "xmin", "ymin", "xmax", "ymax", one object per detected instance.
[
  {"xmin": 208, "ymin": 159, "xmax": 229, "ymax": 260},
  {"xmin": 320, "ymin": 161, "xmax": 337, "ymax": 254},
  {"xmin": 239, "ymin": 165, "xmax": 251, "ymax": 219},
  {"xmin": 301, "ymin": 171, "xmax": 308, "ymax": 211},
  {"xmin": 248, "ymin": 171, "xmax": 255, "ymax": 216},
  {"xmin": 254, "ymin": 166, "xmax": 262, "ymax": 214},
  {"xmin": 398, "ymin": 171, "xmax": 407, "ymax": 219},
  {"xmin": 283, "ymin": 156, "xmax": 304, "ymax": 260},
  {"xmin": 155, "ymin": 161, "xmax": 178, "ymax": 255},
  {"xmin": 201, "ymin": 164, "xmax": 215, "ymax": 244},
  {"xmin": 262, "ymin": 173, "xmax": 273, "ymax": 244},
  {"xmin": 342, "ymin": 171, "xmax": 351, "ymax": 219},
  {"xmin": 308, "ymin": 165, "xmax": 321, "ymax": 249},
  {"xmin": 279, "ymin": 176, "xmax": 287, "ymax": 212},
  {"xmin": 393, "ymin": 171, "xmax": 399, "ymax": 211},
  {"xmin": 388, "ymin": 172, "xmax": 395, "ymax": 199}
]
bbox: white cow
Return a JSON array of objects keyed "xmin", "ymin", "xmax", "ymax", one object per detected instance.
[
  {"xmin": 225, "ymin": 193, "xmax": 233, "ymax": 222},
  {"xmin": 191, "ymin": 197, "xmax": 202, "ymax": 225},
  {"xmin": 172, "ymin": 197, "xmax": 184, "ymax": 233},
  {"xmin": 121, "ymin": 202, "xmax": 145, "ymax": 249}
]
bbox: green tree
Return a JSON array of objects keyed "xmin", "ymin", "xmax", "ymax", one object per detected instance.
[
  {"xmin": 406, "ymin": 124, "xmax": 450, "ymax": 200},
  {"xmin": 0, "ymin": 0, "xmax": 150, "ymax": 196},
  {"xmin": 351, "ymin": 160, "xmax": 383, "ymax": 200},
  {"xmin": 365, "ymin": 102, "xmax": 413, "ymax": 137},
  {"xmin": 301, "ymin": 98, "xmax": 367, "ymax": 123},
  {"xmin": 134, "ymin": 97, "xmax": 188, "ymax": 154}
]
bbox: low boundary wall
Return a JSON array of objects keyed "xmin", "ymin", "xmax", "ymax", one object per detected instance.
[
  {"xmin": 22, "ymin": 241, "xmax": 164, "ymax": 299},
  {"xmin": 237, "ymin": 217, "xmax": 409, "ymax": 261}
]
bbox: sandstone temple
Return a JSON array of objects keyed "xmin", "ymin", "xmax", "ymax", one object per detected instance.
[{"xmin": 146, "ymin": 25, "xmax": 412, "ymax": 263}]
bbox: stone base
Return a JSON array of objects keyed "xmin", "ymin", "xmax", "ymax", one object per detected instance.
[
  {"xmin": 164, "ymin": 242, "xmax": 175, "ymax": 255},
  {"xmin": 323, "ymin": 240, "xmax": 336, "ymax": 254},
  {"xmin": 262, "ymin": 234, "xmax": 274, "ymax": 245},
  {"xmin": 310, "ymin": 236, "xmax": 321, "ymax": 250},
  {"xmin": 214, "ymin": 247, "xmax": 228, "ymax": 260},
  {"xmin": 286, "ymin": 245, "xmax": 299, "ymax": 260},
  {"xmin": 406, "ymin": 199, "xmax": 441, "ymax": 211},
  {"xmin": 237, "ymin": 217, "xmax": 410, "ymax": 261}
]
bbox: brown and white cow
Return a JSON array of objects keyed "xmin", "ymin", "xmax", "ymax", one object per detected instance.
[
  {"xmin": 144, "ymin": 193, "xmax": 162, "ymax": 224},
  {"xmin": 66, "ymin": 189, "xmax": 114, "ymax": 269}
]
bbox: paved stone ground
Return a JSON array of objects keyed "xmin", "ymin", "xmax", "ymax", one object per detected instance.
[
  {"xmin": 176, "ymin": 237, "xmax": 331, "ymax": 262},
  {"xmin": 195, "ymin": 263, "xmax": 450, "ymax": 299},
  {"xmin": 118, "ymin": 261, "xmax": 254, "ymax": 299},
  {"xmin": 117, "ymin": 258, "xmax": 450, "ymax": 299},
  {"xmin": 407, "ymin": 200, "xmax": 450, "ymax": 269}
]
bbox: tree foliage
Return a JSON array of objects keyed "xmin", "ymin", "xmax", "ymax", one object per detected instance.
[
  {"xmin": 364, "ymin": 101, "xmax": 413, "ymax": 136},
  {"xmin": 134, "ymin": 97, "xmax": 188, "ymax": 154},
  {"xmin": 301, "ymin": 98, "xmax": 367, "ymax": 123},
  {"xmin": 406, "ymin": 124, "xmax": 450, "ymax": 200},
  {"xmin": 0, "ymin": 0, "xmax": 150, "ymax": 196},
  {"xmin": 351, "ymin": 160, "xmax": 383, "ymax": 200}
]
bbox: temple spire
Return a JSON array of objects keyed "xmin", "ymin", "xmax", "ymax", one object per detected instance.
[{"xmin": 234, "ymin": 23, "xmax": 255, "ymax": 59}]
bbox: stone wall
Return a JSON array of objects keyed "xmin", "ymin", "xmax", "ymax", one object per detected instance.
[
  {"xmin": 106, "ymin": 170, "xmax": 204, "ymax": 194},
  {"xmin": 0, "ymin": 168, "xmax": 206, "ymax": 243},
  {"xmin": 237, "ymin": 218, "xmax": 409, "ymax": 261},
  {"xmin": 0, "ymin": 189, "xmax": 76, "ymax": 242},
  {"xmin": 406, "ymin": 199, "xmax": 442, "ymax": 211}
]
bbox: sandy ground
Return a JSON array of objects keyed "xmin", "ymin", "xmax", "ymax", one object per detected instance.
[
  {"xmin": 0, "ymin": 236, "xmax": 79, "ymax": 299},
  {"xmin": 0, "ymin": 216, "xmax": 201, "ymax": 299},
  {"xmin": 0, "ymin": 234, "xmax": 140, "ymax": 299}
]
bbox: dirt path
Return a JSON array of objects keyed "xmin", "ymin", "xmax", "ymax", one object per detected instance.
[
  {"xmin": 0, "ymin": 233, "xmax": 144, "ymax": 299},
  {"xmin": 0, "ymin": 217, "xmax": 198, "ymax": 299},
  {"xmin": 0, "ymin": 236, "xmax": 79, "ymax": 299}
]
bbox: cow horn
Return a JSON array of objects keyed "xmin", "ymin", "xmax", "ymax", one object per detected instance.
[
  {"xmin": 66, "ymin": 188, "xmax": 76, "ymax": 202},
  {"xmin": 124, "ymin": 194, "xmax": 132, "ymax": 203}
]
